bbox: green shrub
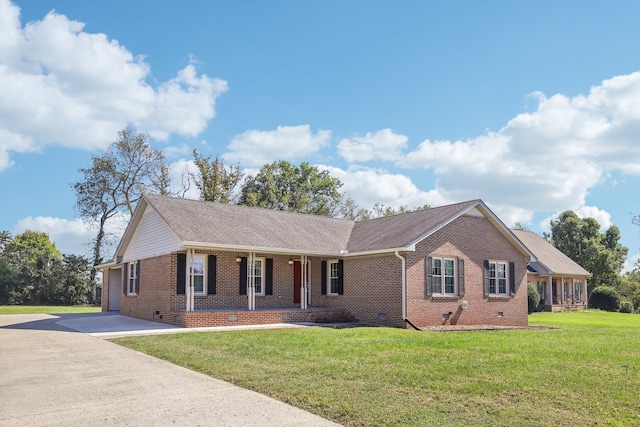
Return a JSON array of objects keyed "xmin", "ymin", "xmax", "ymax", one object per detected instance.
[
  {"xmin": 619, "ymin": 300, "xmax": 635, "ymax": 313},
  {"xmin": 527, "ymin": 282, "xmax": 540, "ymax": 314},
  {"xmin": 588, "ymin": 286, "xmax": 621, "ymax": 312}
]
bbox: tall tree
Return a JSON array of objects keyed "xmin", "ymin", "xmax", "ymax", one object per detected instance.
[
  {"xmin": 191, "ymin": 150, "xmax": 243, "ymax": 203},
  {"xmin": 2, "ymin": 231, "xmax": 62, "ymax": 304},
  {"xmin": 239, "ymin": 161, "xmax": 343, "ymax": 216},
  {"xmin": 550, "ymin": 211, "xmax": 628, "ymax": 292},
  {"xmin": 73, "ymin": 128, "xmax": 168, "ymax": 278}
]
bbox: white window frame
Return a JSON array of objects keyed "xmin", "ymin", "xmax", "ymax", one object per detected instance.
[
  {"xmin": 431, "ymin": 257, "xmax": 457, "ymax": 296},
  {"xmin": 252, "ymin": 257, "xmax": 265, "ymax": 296},
  {"xmin": 488, "ymin": 261, "xmax": 508, "ymax": 296},
  {"xmin": 190, "ymin": 254, "xmax": 206, "ymax": 296},
  {"xmin": 328, "ymin": 259, "xmax": 340, "ymax": 296},
  {"xmin": 127, "ymin": 261, "xmax": 137, "ymax": 295}
]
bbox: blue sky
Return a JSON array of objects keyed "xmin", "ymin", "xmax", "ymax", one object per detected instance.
[{"xmin": 2, "ymin": 0, "xmax": 640, "ymax": 269}]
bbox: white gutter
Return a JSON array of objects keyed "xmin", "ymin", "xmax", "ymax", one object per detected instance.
[{"xmin": 394, "ymin": 251, "xmax": 406, "ymax": 321}]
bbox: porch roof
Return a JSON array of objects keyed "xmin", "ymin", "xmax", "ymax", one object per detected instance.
[{"xmin": 512, "ymin": 230, "xmax": 591, "ymax": 277}]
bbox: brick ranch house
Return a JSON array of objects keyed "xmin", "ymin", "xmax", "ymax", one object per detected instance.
[
  {"xmin": 99, "ymin": 194, "xmax": 539, "ymax": 329},
  {"xmin": 512, "ymin": 230, "xmax": 590, "ymax": 312}
]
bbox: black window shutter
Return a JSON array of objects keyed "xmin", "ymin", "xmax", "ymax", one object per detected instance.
[
  {"xmin": 321, "ymin": 261, "xmax": 327, "ymax": 295},
  {"xmin": 337, "ymin": 260, "xmax": 344, "ymax": 295},
  {"xmin": 483, "ymin": 260, "xmax": 490, "ymax": 296},
  {"xmin": 509, "ymin": 261, "xmax": 516, "ymax": 296},
  {"xmin": 425, "ymin": 256, "xmax": 433, "ymax": 297},
  {"xmin": 265, "ymin": 258, "xmax": 273, "ymax": 295},
  {"xmin": 135, "ymin": 260, "xmax": 140, "ymax": 294},
  {"xmin": 123, "ymin": 263, "xmax": 129, "ymax": 295},
  {"xmin": 208, "ymin": 255, "xmax": 217, "ymax": 295},
  {"xmin": 239, "ymin": 257, "xmax": 247, "ymax": 295},
  {"xmin": 458, "ymin": 259, "xmax": 465, "ymax": 297},
  {"xmin": 176, "ymin": 253, "xmax": 186, "ymax": 295}
]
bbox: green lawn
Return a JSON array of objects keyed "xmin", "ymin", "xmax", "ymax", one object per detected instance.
[
  {"xmin": 0, "ymin": 305, "xmax": 101, "ymax": 314},
  {"xmin": 113, "ymin": 311, "xmax": 640, "ymax": 426}
]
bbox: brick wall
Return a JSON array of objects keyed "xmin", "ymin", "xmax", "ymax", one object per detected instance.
[
  {"xmin": 311, "ymin": 255, "xmax": 405, "ymax": 328},
  {"xmin": 171, "ymin": 308, "xmax": 354, "ymax": 328},
  {"xmin": 120, "ymin": 253, "xmax": 174, "ymax": 323},
  {"xmin": 405, "ymin": 215, "xmax": 529, "ymax": 327}
]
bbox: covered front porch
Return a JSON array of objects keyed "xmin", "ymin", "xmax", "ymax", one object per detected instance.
[
  {"xmin": 532, "ymin": 274, "xmax": 588, "ymax": 312},
  {"xmin": 171, "ymin": 250, "xmax": 353, "ymax": 327}
]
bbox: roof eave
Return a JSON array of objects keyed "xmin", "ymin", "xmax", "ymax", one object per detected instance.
[{"xmin": 182, "ymin": 241, "xmax": 414, "ymax": 258}]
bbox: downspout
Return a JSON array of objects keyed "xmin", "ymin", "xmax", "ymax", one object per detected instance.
[{"xmin": 395, "ymin": 251, "xmax": 420, "ymax": 330}]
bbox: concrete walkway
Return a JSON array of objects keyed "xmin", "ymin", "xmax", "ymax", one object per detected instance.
[{"xmin": 0, "ymin": 313, "xmax": 340, "ymax": 426}]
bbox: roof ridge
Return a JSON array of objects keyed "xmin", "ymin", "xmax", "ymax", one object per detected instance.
[
  {"xmin": 144, "ymin": 193, "xmax": 355, "ymax": 224},
  {"xmin": 354, "ymin": 199, "xmax": 480, "ymax": 224}
]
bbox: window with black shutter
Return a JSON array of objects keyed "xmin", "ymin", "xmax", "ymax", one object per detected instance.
[
  {"xmin": 176, "ymin": 253, "xmax": 186, "ymax": 295},
  {"xmin": 208, "ymin": 255, "xmax": 217, "ymax": 295},
  {"xmin": 239, "ymin": 257, "xmax": 247, "ymax": 295}
]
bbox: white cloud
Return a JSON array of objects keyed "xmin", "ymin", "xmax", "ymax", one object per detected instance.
[
  {"xmin": 167, "ymin": 158, "xmax": 201, "ymax": 200},
  {"xmin": 319, "ymin": 165, "xmax": 444, "ymax": 210},
  {"xmin": 399, "ymin": 71, "xmax": 640, "ymax": 224},
  {"xmin": 337, "ymin": 128, "xmax": 408, "ymax": 163},
  {"xmin": 13, "ymin": 213, "xmax": 130, "ymax": 258},
  {"xmin": 225, "ymin": 125, "xmax": 330, "ymax": 167},
  {"xmin": 623, "ymin": 252, "xmax": 639, "ymax": 273},
  {"xmin": 0, "ymin": 0, "xmax": 227, "ymax": 172},
  {"xmin": 539, "ymin": 206, "xmax": 613, "ymax": 235}
]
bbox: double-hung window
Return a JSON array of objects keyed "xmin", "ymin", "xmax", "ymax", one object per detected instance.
[
  {"xmin": 488, "ymin": 261, "xmax": 508, "ymax": 295},
  {"xmin": 321, "ymin": 259, "xmax": 343, "ymax": 296},
  {"xmin": 329, "ymin": 260, "xmax": 340, "ymax": 295},
  {"xmin": 127, "ymin": 261, "xmax": 139, "ymax": 295},
  {"xmin": 190, "ymin": 255, "xmax": 205, "ymax": 296},
  {"xmin": 431, "ymin": 257, "xmax": 456, "ymax": 295},
  {"xmin": 426, "ymin": 256, "xmax": 464, "ymax": 297},
  {"xmin": 253, "ymin": 257, "xmax": 265, "ymax": 296}
]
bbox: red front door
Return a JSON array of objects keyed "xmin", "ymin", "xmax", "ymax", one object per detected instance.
[{"xmin": 293, "ymin": 261, "xmax": 302, "ymax": 304}]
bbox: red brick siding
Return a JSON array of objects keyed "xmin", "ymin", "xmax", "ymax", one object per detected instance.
[
  {"xmin": 171, "ymin": 308, "xmax": 354, "ymax": 328},
  {"xmin": 406, "ymin": 215, "xmax": 529, "ymax": 327},
  {"xmin": 311, "ymin": 255, "xmax": 405, "ymax": 327},
  {"xmin": 120, "ymin": 254, "xmax": 174, "ymax": 323}
]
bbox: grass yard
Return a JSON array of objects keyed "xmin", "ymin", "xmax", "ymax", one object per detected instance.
[
  {"xmin": 0, "ymin": 305, "xmax": 100, "ymax": 314},
  {"xmin": 114, "ymin": 311, "xmax": 640, "ymax": 426}
]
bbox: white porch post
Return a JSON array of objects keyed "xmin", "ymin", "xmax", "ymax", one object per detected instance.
[
  {"xmin": 584, "ymin": 278, "xmax": 588, "ymax": 308},
  {"xmin": 185, "ymin": 248, "xmax": 194, "ymax": 312},
  {"xmin": 300, "ymin": 255, "xmax": 308, "ymax": 310},
  {"xmin": 247, "ymin": 252, "xmax": 255, "ymax": 311},
  {"xmin": 561, "ymin": 276, "xmax": 565, "ymax": 306},
  {"xmin": 547, "ymin": 276, "xmax": 552, "ymax": 309}
]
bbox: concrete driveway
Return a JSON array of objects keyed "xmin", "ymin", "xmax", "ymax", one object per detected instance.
[{"xmin": 0, "ymin": 313, "xmax": 340, "ymax": 426}]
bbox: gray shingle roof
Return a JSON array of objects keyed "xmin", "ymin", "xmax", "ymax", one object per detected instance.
[
  {"xmin": 511, "ymin": 229, "xmax": 590, "ymax": 276},
  {"xmin": 144, "ymin": 194, "xmax": 354, "ymax": 254},
  {"xmin": 139, "ymin": 195, "xmax": 521, "ymax": 257},
  {"xmin": 346, "ymin": 200, "xmax": 480, "ymax": 252}
]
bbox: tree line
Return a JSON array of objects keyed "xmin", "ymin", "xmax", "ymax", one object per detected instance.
[{"xmin": 0, "ymin": 231, "xmax": 95, "ymax": 305}]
